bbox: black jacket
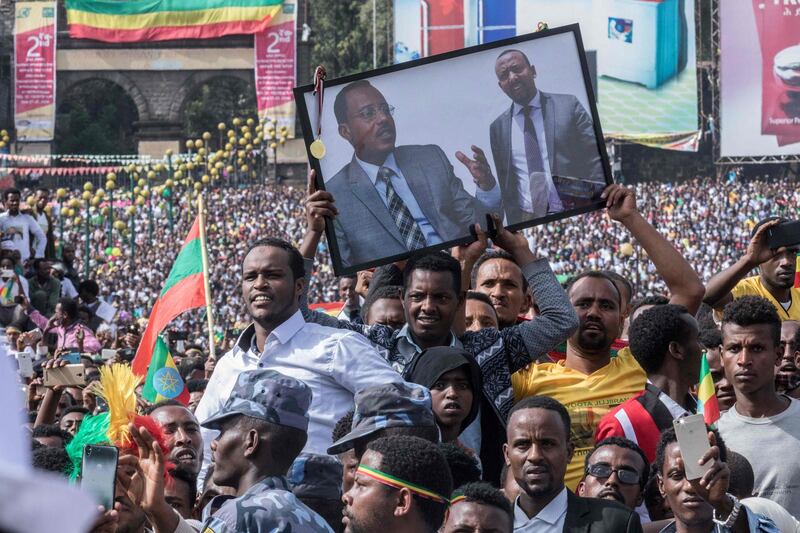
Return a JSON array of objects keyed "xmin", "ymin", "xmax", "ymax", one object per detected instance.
[{"xmin": 563, "ymin": 491, "xmax": 643, "ymax": 533}]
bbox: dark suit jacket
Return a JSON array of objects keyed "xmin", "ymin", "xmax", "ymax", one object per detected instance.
[
  {"xmin": 326, "ymin": 144, "xmax": 485, "ymax": 268},
  {"xmin": 563, "ymin": 491, "xmax": 643, "ymax": 533},
  {"xmin": 489, "ymin": 91, "xmax": 605, "ymax": 225}
]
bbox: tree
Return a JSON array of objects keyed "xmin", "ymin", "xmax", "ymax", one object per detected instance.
[
  {"xmin": 55, "ymin": 80, "xmax": 138, "ymax": 154},
  {"xmin": 183, "ymin": 77, "xmax": 256, "ymax": 139},
  {"xmin": 308, "ymin": 0, "xmax": 393, "ymax": 79}
]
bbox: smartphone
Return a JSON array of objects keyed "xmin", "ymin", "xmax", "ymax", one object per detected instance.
[
  {"xmin": 59, "ymin": 352, "xmax": 81, "ymax": 364},
  {"xmin": 81, "ymin": 445, "xmax": 118, "ymax": 510},
  {"xmin": 673, "ymin": 414, "xmax": 712, "ymax": 480},
  {"xmin": 101, "ymin": 349, "xmax": 118, "ymax": 361},
  {"xmin": 0, "ymin": 269, "xmax": 14, "ymax": 279},
  {"xmin": 43, "ymin": 364, "xmax": 86, "ymax": 387},
  {"xmin": 16, "ymin": 351, "xmax": 33, "ymax": 378},
  {"xmin": 36, "ymin": 344, "xmax": 49, "ymax": 358},
  {"xmin": 767, "ymin": 220, "xmax": 800, "ymax": 249}
]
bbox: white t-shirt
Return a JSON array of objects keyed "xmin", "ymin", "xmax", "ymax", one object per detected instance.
[
  {"xmin": 719, "ymin": 397, "xmax": 800, "ymax": 517},
  {"xmin": 0, "ymin": 213, "xmax": 45, "ymax": 262}
]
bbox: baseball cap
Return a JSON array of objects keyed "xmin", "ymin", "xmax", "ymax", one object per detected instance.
[
  {"xmin": 287, "ymin": 452, "xmax": 344, "ymax": 500},
  {"xmin": 201, "ymin": 369, "xmax": 312, "ymax": 432},
  {"xmin": 327, "ymin": 382, "xmax": 434, "ymax": 455}
]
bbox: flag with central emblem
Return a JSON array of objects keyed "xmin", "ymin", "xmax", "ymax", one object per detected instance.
[{"xmin": 141, "ymin": 336, "xmax": 188, "ymax": 404}]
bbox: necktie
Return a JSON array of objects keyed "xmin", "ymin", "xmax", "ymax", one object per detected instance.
[
  {"xmin": 378, "ymin": 166, "xmax": 427, "ymax": 251},
  {"xmin": 522, "ymin": 105, "xmax": 549, "ymax": 217}
]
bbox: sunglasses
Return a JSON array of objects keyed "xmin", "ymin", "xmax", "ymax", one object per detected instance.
[{"xmin": 585, "ymin": 463, "xmax": 640, "ymax": 485}]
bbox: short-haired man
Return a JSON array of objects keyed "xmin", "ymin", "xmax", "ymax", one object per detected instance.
[
  {"xmin": 512, "ymin": 185, "xmax": 705, "ymax": 489},
  {"xmin": 0, "ymin": 187, "xmax": 46, "ymax": 263},
  {"xmin": 343, "ymin": 435, "xmax": 453, "ymax": 533},
  {"xmin": 717, "ymin": 296, "xmax": 800, "ymax": 517},
  {"xmin": 596, "ymin": 305, "xmax": 703, "ymax": 462},
  {"xmin": 145, "ymin": 400, "xmax": 204, "ymax": 477},
  {"xmin": 705, "ymin": 217, "xmax": 800, "ymax": 321},
  {"xmin": 195, "ymin": 237, "xmax": 404, "ymax": 489},
  {"xmin": 655, "ymin": 426, "xmax": 778, "ymax": 533},
  {"xmin": 337, "ymin": 275, "xmax": 361, "ymax": 322},
  {"xmin": 577, "ymin": 437, "xmax": 648, "ymax": 511},
  {"xmin": 458, "ymin": 49, "xmax": 605, "ymax": 224},
  {"xmin": 129, "ymin": 368, "xmax": 333, "ymax": 533},
  {"xmin": 326, "ymin": 80, "xmax": 497, "ymax": 268},
  {"xmin": 443, "ymin": 482, "xmax": 513, "ymax": 533},
  {"xmin": 505, "ymin": 395, "xmax": 642, "ymax": 532},
  {"xmin": 471, "ymin": 250, "xmax": 528, "ymax": 329},
  {"xmin": 331, "ymin": 410, "xmax": 357, "ymax": 494},
  {"xmin": 777, "ymin": 320, "xmax": 800, "ymax": 396},
  {"xmin": 59, "ymin": 406, "xmax": 88, "ymax": 437},
  {"xmin": 361, "ymin": 285, "xmax": 404, "ymax": 330},
  {"xmin": 165, "ymin": 464, "xmax": 197, "ymax": 520},
  {"xmin": 465, "ymin": 290, "xmax": 500, "ymax": 332},
  {"xmin": 27, "ymin": 259, "xmax": 60, "ymax": 317}
]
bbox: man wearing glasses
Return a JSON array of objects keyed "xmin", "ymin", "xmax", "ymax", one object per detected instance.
[
  {"xmin": 577, "ymin": 437, "xmax": 648, "ymax": 512},
  {"xmin": 326, "ymin": 80, "xmax": 499, "ymax": 268}
]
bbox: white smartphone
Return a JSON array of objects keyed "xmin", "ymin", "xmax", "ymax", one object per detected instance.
[
  {"xmin": 673, "ymin": 414, "xmax": 712, "ymax": 480},
  {"xmin": 16, "ymin": 351, "xmax": 33, "ymax": 378},
  {"xmin": 100, "ymin": 349, "xmax": 117, "ymax": 361}
]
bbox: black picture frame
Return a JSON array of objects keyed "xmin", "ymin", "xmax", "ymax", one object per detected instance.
[{"xmin": 294, "ymin": 23, "xmax": 613, "ymax": 276}]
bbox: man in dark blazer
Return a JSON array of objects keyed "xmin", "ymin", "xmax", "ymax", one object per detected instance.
[
  {"xmin": 504, "ymin": 395, "xmax": 643, "ymax": 532},
  {"xmin": 460, "ymin": 50, "xmax": 606, "ymax": 226},
  {"xmin": 326, "ymin": 80, "xmax": 498, "ymax": 268}
]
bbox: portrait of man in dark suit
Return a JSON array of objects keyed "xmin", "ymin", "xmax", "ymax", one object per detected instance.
[
  {"xmin": 326, "ymin": 80, "xmax": 499, "ymax": 268},
  {"xmin": 458, "ymin": 49, "xmax": 606, "ymax": 226}
]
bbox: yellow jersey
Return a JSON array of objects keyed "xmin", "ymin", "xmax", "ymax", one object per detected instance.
[
  {"xmin": 727, "ymin": 276, "xmax": 800, "ymax": 321},
  {"xmin": 511, "ymin": 347, "xmax": 646, "ymax": 490}
]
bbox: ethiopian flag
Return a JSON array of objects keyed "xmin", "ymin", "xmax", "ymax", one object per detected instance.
[
  {"xmin": 697, "ymin": 355, "xmax": 720, "ymax": 428},
  {"xmin": 142, "ymin": 336, "xmax": 189, "ymax": 404},
  {"xmin": 132, "ymin": 216, "xmax": 208, "ymax": 403},
  {"xmin": 65, "ymin": 0, "xmax": 284, "ymax": 43},
  {"xmin": 795, "ymin": 254, "xmax": 799, "ymax": 288}
]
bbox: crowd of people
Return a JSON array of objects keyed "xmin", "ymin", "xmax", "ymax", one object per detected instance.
[{"xmin": 2, "ymin": 165, "xmax": 800, "ymax": 533}]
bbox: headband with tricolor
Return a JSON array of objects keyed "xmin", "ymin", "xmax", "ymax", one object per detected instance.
[
  {"xmin": 357, "ymin": 465, "xmax": 448, "ymax": 504},
  {"xmin": 449, "ymin": 492, "xmax": 466, "ymax": 505}
]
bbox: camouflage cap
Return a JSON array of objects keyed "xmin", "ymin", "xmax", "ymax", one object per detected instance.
[
  {"xmin": 287, "ymin": 452, "xmax": 344, "ymax": 500},
  {"xmin": 327, "ymin": 382, "xmax": 434, "ymax": 455},
  {"xmin": 201, "ymin": 369, "xmax": 312, "ymax": 432}
]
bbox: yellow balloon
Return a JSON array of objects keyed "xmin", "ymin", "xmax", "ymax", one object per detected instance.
[
  {"xmin": 270, "ymin": 142, "xmax": 278, "ymax": 149},
  {"xmin": 82, "ymin": 190, "xmax": 92, "ymax": 201},
  {"xmin": 185, "ymin": 139, "xmax": 194, "ymax": 149},
  {"xmin": 126, "ymin": 206, "xmax": 136, "ymax": 216},
  {"xmin": 83, "ymin": 182, "xmax": 94, "ymax": 192},
  {"xmin": 232, "ymin": 117, "xmax": 242, "ymax": 126},
  {"xmin": 91, "ymin": 197, "xmax": 101, "ymax": 207},
  {"xmin": 174, "ymin": 170, "xmax": 184, "ymax": 180},
  {"xmin": 155, "ymin": 163, "xmax": 165, "ymax": 172},
  {"xmin": 620, "ymin": 242, "xmax": 634, "ymax": 257},
  {"xmin": 194, "ymin": 139, "xmax": 203, "ymax": 149},
  {"xmin": 147, "ymin": 170, "xmax": 156, "ymax": 180},
  {"xmin": 202, "ymin": 132, "xmax": 212, "ymax": 141},
  {"xmin": 135, "ymin": 197, "xmax": 145, "ymax": 206},
  {"xmin": 194, "ymin": 182, "xmax": 203, "ymax": 191},
  {"xmin": 112, "ymin": 246, "xmax": 122, "ymax": 255},
  {"xmin": 246, "ymin": 144, "xmax": 254, "ymax": 151},
  {"xmin": 106, "ymin": 172, "xmax": 117, "ymax": 181},
  {"xmin": 201, "ymin": 174, "xmax": 210, "ymax": 184},
  {"xmin": 198, "ymin": 148, "xmax": 207, "ymax": 156},
  {"xmin": 226, "ymin": 165, "xmax": 234, "ymax": 173},
  {"xmin": 56, "ymin": 188, "xmax": 67, "ymax": 199},
  {"xmin": 165, "ymin": 148, "xmax": 173, "ymax": 156},
  {"xmin": 73, "ymin": 217, "xmax": 82, "ymax": 225},
  {"xmin": 95, "ymin": 188, "xmax": 105, "ymax": 198},
  {"xmin": 246, "ymin": 118, "xmax": 255, "ymax": 126},
  {"xmin": 217, "ymin": 122, "xmax": 226, "ymax": 130},
  {"xmin": 240, "ymin": 164, "xmax": 249, "ymax": 172}
]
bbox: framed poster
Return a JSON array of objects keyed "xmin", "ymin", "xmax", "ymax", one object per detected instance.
[{"xmin": 295, "ymin": 24, "xmax": 612, "ymax": 275}]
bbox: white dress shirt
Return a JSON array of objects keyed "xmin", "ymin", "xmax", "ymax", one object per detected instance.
[
  {"xmin": 513, "ymin": 487, "xmax": 568, "ymax": 532},
  {"xmin": 194, "ymin": 310, "xmax": 405, "ymax": 486},
  {"xmin": 510, "ymin": 92, "xmax": 563, "ymax": 215}
]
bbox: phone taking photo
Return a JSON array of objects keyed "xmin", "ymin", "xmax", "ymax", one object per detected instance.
[
  {"xmin": 81, "ymin": 445, "xmax": 118, "ymax": 511},
  {"xmin": 673, "ymin": 414, "xmax": 712, "ymax": 481}
]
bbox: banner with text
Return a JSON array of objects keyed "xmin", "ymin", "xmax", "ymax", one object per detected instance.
[
  {"xmin": 720, "ymin": 1, "xmax": 800, "ymax": 157},
  {"xmin": 15, "ymin": 2, "xmax": 57, "ymax": 141},
  {"xmin": 255, "ymin": 0, "xmax": 296, "ymax": 138}
]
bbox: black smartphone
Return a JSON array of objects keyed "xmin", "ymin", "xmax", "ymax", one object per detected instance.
[
  {"xmin": 81, "ymin": 444, "xmax": 118, "ymax": 511},
  {"xmin": 768, "ymin": 220, "xmax": 800, "ymax": 249}
]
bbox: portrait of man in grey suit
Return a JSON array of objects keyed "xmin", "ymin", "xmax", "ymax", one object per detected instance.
[
  {"xmin": 325, "ymin": 80, "xmax": 499, "ymax": 269},
  {"xmin": 458, "ymin": 49, "xmax": 606, "ymax": 226}
]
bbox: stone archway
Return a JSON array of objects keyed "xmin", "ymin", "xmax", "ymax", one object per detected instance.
[{"xmin": 55, "ymin": 76, "xmax": 142, "ymax": 154}]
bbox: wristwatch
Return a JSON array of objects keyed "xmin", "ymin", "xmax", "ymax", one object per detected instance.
[{"xmin": 713, "ymin": 493, "xmax": 741, "ymax": 529}]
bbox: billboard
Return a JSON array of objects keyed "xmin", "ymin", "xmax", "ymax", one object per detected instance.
[
  {"xmin": 720, "ymin": 1, "xmax": 800, "ymax": 158},
  {"xmin": 393, "ymin": 0, "xmax": 699, "ymax": 151},
  {"xmin": 14, "ymin": 2, "xmax": 57, "ymax": 141},
  {"xmin": 255, "ymin": 0, "xmax": 297, "ymax": 137}
]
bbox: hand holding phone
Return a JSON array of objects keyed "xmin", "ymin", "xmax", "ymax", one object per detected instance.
[
  {"xmin": 673, "ymin": 414, "xmax": 712, "ymax": 481},
  {"xmin": 44, "ymin": 363, "xmax": 86, "ymax": 387}
]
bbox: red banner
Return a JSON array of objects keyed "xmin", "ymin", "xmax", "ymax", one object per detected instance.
[
  {"xmin": 254, "ymin": 0, "xmax": 296, "ymax": 138},
  {"xmin": 14, "ymin": 2, "xmax": 57, "ymax": 141}
]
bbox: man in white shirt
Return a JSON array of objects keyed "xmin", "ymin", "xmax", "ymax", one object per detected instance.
[
  {"xmin": 0, "ymin": 188, "xmax": 45, "ymax": 264},
  {"xmin": 194, "ymin": 237, "xmax": 405, "ymax": 490},
  {"xmin": 505, "ymin": 395, "xmax": 641, "ymax": 532}
]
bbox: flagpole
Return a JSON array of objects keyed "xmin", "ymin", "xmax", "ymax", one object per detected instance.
[{"xmin": 197, "ymin": 193, "xmax": 216, "ymax": 361}]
